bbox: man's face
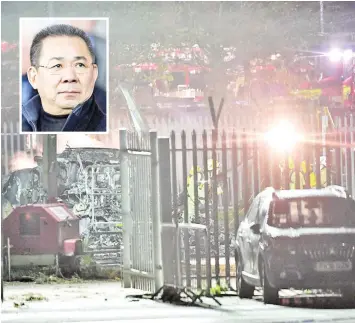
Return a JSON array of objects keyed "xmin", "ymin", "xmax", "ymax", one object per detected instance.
[{"xmin": 27, "ymin": 36, "xmax": 98, "ymax": 115}]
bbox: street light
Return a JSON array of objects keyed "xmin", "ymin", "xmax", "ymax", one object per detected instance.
[
  {"xmin": 326, "ymin": 48, "xmax": 354, "ymax": 107},
  {"xmin": 327, "ymin": 48, "xmax": 343, "ymax": 62},
  {"xmin": 264, "ymin": 121, "xmax": 304, "ymax": 153},
  {"xmin": 343, "ymin": 49, "xmax": 353, "ymax": 62},
  {"xmin": 327, "ymin": 48, "xmax": 354, "ymax": 63}
]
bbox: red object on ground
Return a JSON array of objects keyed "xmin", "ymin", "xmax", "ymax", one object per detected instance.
[{"xmin": 2, "ymin": 203, "xmax": 81, "ymax": 256}]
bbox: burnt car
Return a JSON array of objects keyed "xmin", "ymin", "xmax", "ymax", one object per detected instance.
[{"xmin": 234, "ymin": 185, "xmax": 355, "ymax": 304}]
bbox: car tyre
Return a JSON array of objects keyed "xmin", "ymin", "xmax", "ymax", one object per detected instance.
[
  {"xmin": 236, "ymin": 254, "xmax": 254, "ymax": 299},
  {"xmin": 261, "ymin": 260, "xmax": 279, "ymax": 305}
]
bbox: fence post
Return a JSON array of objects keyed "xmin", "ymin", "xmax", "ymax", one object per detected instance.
[
  {"xmin": 3, "ymin": 122, "xmax": 9, "ymax": 175},
  {"xmin": 345, "ymin": 116, "xmax": 353, "ymax": 196},
  {"xmin": 150, "ymin": 131, "xmax": 164, "ymax": 290},
  {"xmin": 242, "ymin": 131, "xmax": 250, "ymax": 213},
  {"xmin": 158, "ymin": 137, "xmax": 174, "ymax": 285},
  {"xmin": 350, "ymin": 116, "xmax": 355, "ymax": 196},
  {"xmin": 42, "ymin": 134, "xmax": 57, "ymax": 201},
  {"xmin": 119, "ymin": 129, "xmax": 132, "ymax": 288},
  {"xmin": 6, "ymin": 238, "xmax": 11, "ymax": 281},
  {"xmin": 1, "ymin": 222, "xmax": 4, "ymax": 302}
]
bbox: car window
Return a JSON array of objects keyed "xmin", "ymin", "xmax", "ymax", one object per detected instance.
[
  {"xmin": 268, "ymin": 196, "xmax": 355, "ymax": 228},
  {"xmin": 258, "ymin": 197, "xmax": 271, "ymax": 225},
  {"xmin": 245, "ymin": 196, "xmax": 260, "ymax": 223}
]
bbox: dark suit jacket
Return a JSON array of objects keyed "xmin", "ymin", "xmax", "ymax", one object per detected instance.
[{"xmin": 22, "ymin": 94, "xmax": 106, "ymax": 132}]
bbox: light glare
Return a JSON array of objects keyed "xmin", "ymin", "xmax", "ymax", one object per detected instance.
[
  {"xmin": 264, "ymin": 121, "xmax": 303, "ymax": 153},
  {"xmin": 343, "ymin": 49, "xmax": 353, "ymax": 61},
  {"xmin": 328, "ymin": 48, "xmax": 342, "ymax": 62}
]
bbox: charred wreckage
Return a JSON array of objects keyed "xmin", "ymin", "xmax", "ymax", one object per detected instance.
[{"xmin": 2, "ymin": 147, "xmax": 122, "ymax": 267}]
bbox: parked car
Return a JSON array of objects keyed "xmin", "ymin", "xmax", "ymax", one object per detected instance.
[{"xmin": 234, "ymin": 185, "xmax": 355, "ymax": 304}]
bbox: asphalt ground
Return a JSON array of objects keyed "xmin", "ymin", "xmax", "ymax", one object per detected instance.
[{"xmin": 1, "ymin": 281, "xmax": 354, "ymax": 323}]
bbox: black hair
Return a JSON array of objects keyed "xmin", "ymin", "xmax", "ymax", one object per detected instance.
[{"xmin": 30, "ymin": 24, "xmax": 95, "ymax": 66}]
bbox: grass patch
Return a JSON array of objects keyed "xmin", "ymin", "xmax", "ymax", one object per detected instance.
[
  {"xmin": 181, "ymin": 263, "xmax": 236, "ymax": 276},
  {"xmin": 34, "ymin": 273, "xmax": 84, "ymax": 285},
  {"xmin": 8, "ymin": 257, "xmax": 123, "ymax": 284},
  {"xmin": 11, "ymin": 293, "xmax": 47, "ymax": 307},
  {"xmin": 23, "ymin": 293, "xmax": 47, "ymax": 302}
]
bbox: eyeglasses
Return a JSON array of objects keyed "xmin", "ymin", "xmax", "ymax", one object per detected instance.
[{"xmin": 37, "ymin": 62, "xmax": 95, "ymax": 75}]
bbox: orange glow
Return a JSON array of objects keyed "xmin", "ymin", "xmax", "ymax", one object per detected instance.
[
  {"xmin": 9, "ymin": 152, "xmax": 37, "ymax": 172},
  {"xmin": 9, "ymin": 134, "xmax": 115, "ymax": 173}
]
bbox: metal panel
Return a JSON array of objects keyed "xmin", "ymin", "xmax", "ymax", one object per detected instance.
[
  {"xmin": 120, "ymin": 129, "xmax": 163, "ymax": 292},
  {"xmin": 84, "ymin": 163, "xmax": 122, "ymax": 270}
]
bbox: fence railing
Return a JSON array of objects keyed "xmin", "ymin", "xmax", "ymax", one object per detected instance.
[
  {"xmin": 3, "ymin": 113, "xmax": 354, "ymax": 175},
  {"xmin": 162, "ymin": 122, "xmax": 355, "ymax": 290},
  {"xmin": 1, "ymin": 112, "xmax": 355, "ymax": 292},
  {"xmin": 119, "ymin": 129, "xmax": 164, "ymax": 292}
]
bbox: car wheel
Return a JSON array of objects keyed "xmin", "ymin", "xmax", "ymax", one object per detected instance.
[
  {"xmin": 236, "ymin": 254, "xmax": 254, "ymax": 299},
  {"xmin": 261, "ymin": 260, "xmax": 279, "ymax": 305}
]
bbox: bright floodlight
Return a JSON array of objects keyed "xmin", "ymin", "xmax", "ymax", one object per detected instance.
[
  {"xmin": 328, "ymin": 48, "xmax": 343, "ymax": 62},
  {"xmin": 264, "ymin": 121, "xmax": 303, "ymax": 153},
  {"xmin": 343, "ymin": 49, "xmax": 353, "ymax": 61}
]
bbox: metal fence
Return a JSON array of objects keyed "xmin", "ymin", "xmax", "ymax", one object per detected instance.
[
  {"xmin": 1, "ymin": 112, "xmax": 352, "ymax": 175},
  {"xmin": 161, "ymin": 115, "xmax": 355, "ymax": 291},
  {"xmin": 119, "ymin": 129, "xmax": 163, "ymax": 292},
  {"xmin": 1, "ymin": 113, "xmax": 355, "ymax": 293}
]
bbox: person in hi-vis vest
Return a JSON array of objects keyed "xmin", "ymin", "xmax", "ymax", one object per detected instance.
[
  {"xmin": 186, "ymin": 159, "xmax": 223, "ymax": 222},
  {"xmin": 288, "ymin": 156, "xmax": 328, "ymax": 189}
]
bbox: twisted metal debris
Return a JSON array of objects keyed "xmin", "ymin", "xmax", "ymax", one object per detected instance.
[{"xmin": 2, "ymin": 147, "xmax": 123, "ymax": 263}]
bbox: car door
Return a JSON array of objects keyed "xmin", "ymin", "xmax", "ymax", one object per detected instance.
[
  {"xmin": 238, "ymin": 196, "xmax": 260, "ymax": 274},
  {"xmin": 250, "ymin": 196, "xmax": 270, "ymax": 277}
]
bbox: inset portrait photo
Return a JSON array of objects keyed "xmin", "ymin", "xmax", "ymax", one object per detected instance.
[{"xmin": 20, "ymin": 18, "xmax": 109, "ymax": 133}]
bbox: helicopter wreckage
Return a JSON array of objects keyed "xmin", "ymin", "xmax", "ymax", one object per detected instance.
[{"xmin": 2, "ymin": 147, "xmax": 123, "ymax": 265}]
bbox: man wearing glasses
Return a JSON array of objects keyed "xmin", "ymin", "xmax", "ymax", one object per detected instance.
[{"xmin": 22, "ymin": 24, "xmax": 106, "ymax": 132}]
